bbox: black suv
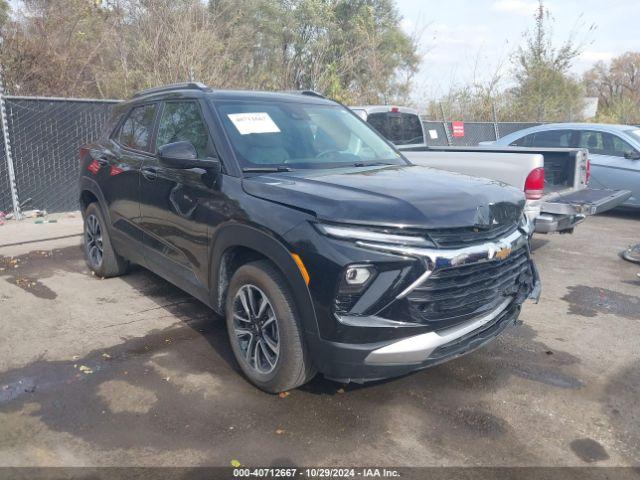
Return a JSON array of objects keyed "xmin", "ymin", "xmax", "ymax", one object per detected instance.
[{"xmin": 79, "ymin": 83, "xmax": 540, "ymax": 392}]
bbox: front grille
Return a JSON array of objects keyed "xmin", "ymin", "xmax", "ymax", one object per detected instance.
[
  {"xmin": 426, "ymin": 223, "xmax": 518, "ymax": 249},
  {"xmin": 406, "ymin": 246, "xmax": 533, "ymax": 328}
]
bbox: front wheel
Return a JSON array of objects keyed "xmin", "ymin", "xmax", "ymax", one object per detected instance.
[{"xmin": 225, "ymin": 260, "xmax": 315, "ymax": 392}]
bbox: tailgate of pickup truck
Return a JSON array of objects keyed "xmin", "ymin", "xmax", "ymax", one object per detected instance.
[{"xmin": 543, "ymin": 188, "xmax": 632, "ymax": 216}]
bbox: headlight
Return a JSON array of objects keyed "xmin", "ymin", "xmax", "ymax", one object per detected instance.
[{"xmin": 315, "ymin": 222, "xmax": 434, "ymax": 247}]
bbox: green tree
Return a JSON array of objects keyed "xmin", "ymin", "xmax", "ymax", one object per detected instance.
[
  {"xmin": 0, "ymin": 0, "xmax": 418, "ymax": 101},
  {"xmin": 0, "ymin": 0, "xmax": 10, "ymax": 29},
  {"xmin": 584, "ymin": 52, "xmax": 640, "ymax": 124},
  {"xmin": 510, "ymin": 1, "xmax": 588, "ymax": 121},
  {"xmin": 0, "ymin": 0, "xmax": 120, "ymax": 96}
]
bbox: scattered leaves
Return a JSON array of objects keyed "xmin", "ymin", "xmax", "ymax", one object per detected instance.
[
  {"xmin": 275, "ymin": 429, "xmax": 285, "ymax": 435},
  {"xmin": 278, "ymin": 391, "xmax": 290, "ymax": 398},
  {"xmin": 230, "ymin": 460, "xmax": 241, "ymax": 468},
  {"xmin": 78, "ymin": 365, "xmax": 93, "ymax": 374}
]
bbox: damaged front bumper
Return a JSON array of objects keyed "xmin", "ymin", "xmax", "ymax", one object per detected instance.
[{"xmin": 316, "ymin": 228, "xmax": 541, "ymax": 383}]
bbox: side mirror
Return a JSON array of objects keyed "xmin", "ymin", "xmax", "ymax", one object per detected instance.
[
  {"xmin": 624, "ymin": 150, "xmax": 640, "ymax": 160},
  {"xmin": 158, "ymin": 141, "xmax": 221, "ymax": 172}
]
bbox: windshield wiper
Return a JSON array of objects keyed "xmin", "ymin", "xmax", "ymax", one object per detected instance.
[
  {"xmin": 353, "ymin": 161, "xmax": 395, "ymax": 167},
  {"xmin": 242, "ymin": 166, "xmax": 292, "ymax": 173}
]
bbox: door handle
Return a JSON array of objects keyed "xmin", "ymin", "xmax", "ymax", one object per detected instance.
[{"xmin": 141, "ymin": 166, "xmax": 158, "ymax": 181}]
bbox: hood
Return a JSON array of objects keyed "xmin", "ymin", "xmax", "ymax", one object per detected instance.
[{"xmin": 242, "ymin": 165, "xmax": 525, "ymax": 229}]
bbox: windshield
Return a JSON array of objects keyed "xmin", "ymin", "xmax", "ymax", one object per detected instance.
[{"xmin": 214, "ymin": 100, "xmax": 406, "ymax": 170}]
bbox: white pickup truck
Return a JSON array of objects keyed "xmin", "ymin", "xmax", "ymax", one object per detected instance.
[{"xmin": 351, "ymin": 105, "xmax": 631, "ymax": 234}]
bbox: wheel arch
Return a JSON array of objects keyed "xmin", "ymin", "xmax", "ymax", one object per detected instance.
[
  {"xmin": 79, "ymin": 177, "xmax": 112, "ymax": 225},
  {"xmin": 210, "ymin": 224, "xmax": 319, "ymax": 337}
]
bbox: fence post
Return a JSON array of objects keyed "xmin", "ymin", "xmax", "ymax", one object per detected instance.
[
  {"xmin": 492, "ymin": 103, "xmax": 500, "ymax": 140},
  {"xmin": 439, "ymin": 102, "xmax": 452, "ymax": 146},
  {"xmin": 0, "ymin": 66, "xmax": 21, "ymax": 220}
]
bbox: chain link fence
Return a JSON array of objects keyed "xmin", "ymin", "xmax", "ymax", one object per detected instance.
[
  {"xmin": 0, "ymin": 95, "xmax": 547, "ymax": 216},
  {"xmin": 0, "ymin": 96, "xmax": 120, "ymax": 215},
  {"xmin": 0, "ymin": 126, "xmax": 10, "ymax": 214},
  {"xmin": 421, "ymin": 120, "xmax": 542, "ymax": 146}
]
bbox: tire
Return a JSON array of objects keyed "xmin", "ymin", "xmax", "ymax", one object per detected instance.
[
  {"xmin": 225, "ymin": 260, "xmax": 316, "ymax": 392},
  {"xmin": 83, "ymin": 202, "xmax": 129, "ymax": 278}
]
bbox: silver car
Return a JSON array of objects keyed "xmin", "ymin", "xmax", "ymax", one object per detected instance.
[{"xmin": 489, "ymin": 123, "xmax": 640, "ymax": 209}]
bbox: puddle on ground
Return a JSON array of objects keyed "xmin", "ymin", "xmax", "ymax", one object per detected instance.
[
  {"xmin": 569, "ymin": 438, "xmax": 610, "ymax": 463},
  {"xmin": 6, "ymin": 276, "xmax": 57, "ymax": 299},
  {"xmin": 0, "ymin": 246, "xmax": 85, "ymax": 299},
  {"xmin": 562, "ymin": 285, "xmax": 640, "ymax": 319}
]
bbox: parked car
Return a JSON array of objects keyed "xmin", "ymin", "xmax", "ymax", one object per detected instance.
[
  {"xmin": 80, "ymin": 83, "xmax": 540, "ymax": 392},
  {"xmin": 352, "ymin": 107, "xmax": 631, "ymax": 234},
  {"xmin": 486, "ymin": 123, "xmax": 640, "ymax": 209}
]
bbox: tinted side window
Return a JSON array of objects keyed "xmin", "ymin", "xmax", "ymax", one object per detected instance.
[
  {"xmin": 119, "ymin": 104, "xmax": 157, "ymax": 151},
  {"xmin": 609, "ymin": 134, "xmax": 637, "ymax": 157},
  {"xmin": 531, "ymin": 130, "xmax": 573, "ymax": 147},
  {"xmin": 577, "ymin": 131, "xmax": 605, "ymax": 154},
  {"xmin": 156, "ymin": 101, "xmax": 210, "ymax": 158},
  {"xmin": 576, "ymin": 131, "xmax": 637, "ymax": 157},
  {"xmin": 510, "ymin": 133, "xmax": 534, "ymax": 147},
  {"xmin": 367, "ymin": 112, "xmax": 424, "ymax": 145}
]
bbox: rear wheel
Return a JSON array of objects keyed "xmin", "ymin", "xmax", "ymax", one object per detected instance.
[
  {"xmin": 225, "ymin": 260, "xmax": 315, "ymax": 392},
  {"xmin": 83, "ymin": 203, "xmax": 128, "ymax": 277}
]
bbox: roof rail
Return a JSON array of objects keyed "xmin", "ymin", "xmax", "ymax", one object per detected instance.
[
  {"xmin": 282, "ymin": 90, "xmax": 326, "ymax": 99},
  {"xmin": 133, "ymin": 82, "xmax": 210, "ymax": 98}
]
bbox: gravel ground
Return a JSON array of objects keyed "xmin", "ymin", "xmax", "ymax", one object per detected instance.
[{"xmin": 0, "ymin": 211, "xmax": 638, "ymax": 467}]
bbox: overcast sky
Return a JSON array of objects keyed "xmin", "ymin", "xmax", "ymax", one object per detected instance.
[{"xmin": 396, "ymin": 0, "xmax": 640, "ymax": 103}]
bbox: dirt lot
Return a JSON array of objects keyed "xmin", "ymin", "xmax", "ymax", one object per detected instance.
[{"xmin": 0, "ymin": 211, "xmax": 638, "ymax": 467}]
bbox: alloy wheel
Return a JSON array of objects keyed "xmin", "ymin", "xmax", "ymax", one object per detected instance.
[
  {"xmin": 85, "ymin": 214, "xmax": 103, "ymax": 268},
  {"xmin": 232, "ymin": 284, "xmax": 280, "ymax": 374}
]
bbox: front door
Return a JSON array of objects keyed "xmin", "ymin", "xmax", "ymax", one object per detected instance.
[
  {"xmin": 576, "ymin": 130, "xmax": 640, "ymax": 206},
  {"xmin": 139, "ymin": 99, "xmax": 219, "ymax": 299}
]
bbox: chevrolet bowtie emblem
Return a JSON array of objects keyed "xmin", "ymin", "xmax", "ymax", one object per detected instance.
[{"xmin": 495, "ymin": 246, "xmax": 512, "ymax": 260}]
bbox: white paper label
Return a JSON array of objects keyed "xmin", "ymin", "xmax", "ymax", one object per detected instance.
[
  {"xmin": 428, "ymin": 129, "xmax": 438, "ymax": 140},
  {"xmin": 227, "ymin": 112, "xmax": 281, "ymax": 135}
]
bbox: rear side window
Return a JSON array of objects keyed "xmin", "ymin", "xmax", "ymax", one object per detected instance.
[
  {"xmin": 118, "ymin": 104, "xmax": 157, "ymax": 152},
  {"xmin": 509, "ymin": 133, "xmax": 534, "ymax": 147},
  {"xmin": 156, "ymin": 101, "xmax": 210, "ymax": 158},
  {"xmin": 531, "ymin": 130, "xmax": 573, "ymax": 147},
  {"xmin": 577, "ymin": 131, "xmax": 605, "ymax": 153},
  {"xmin": 367, "ymin": 112, "xmax": 424, "ymax": 145}
]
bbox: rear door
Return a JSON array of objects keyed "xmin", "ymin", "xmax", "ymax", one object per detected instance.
[
  {"xmin": 576, "ymin": 130, "xmax": 640, "ymax": 206},
  {"xmin": 100, "ymin": 102, "xmax": 158, "ymax": 253},
  {"xmin": 139, "ymin": 98, "xmax": 218, "ymax": 298}
]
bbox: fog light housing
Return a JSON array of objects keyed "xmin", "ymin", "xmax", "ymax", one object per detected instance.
[
  {"xmin": 335, "ymin": 265, "xmax": 377, "ymax": 314},
  {"xmin": 345, "ymin": 266, "xmax": 374, "ymax": 285},
  {"xmin": 339, "ymin": 264, "xmax": 376, "ymax": 295}
]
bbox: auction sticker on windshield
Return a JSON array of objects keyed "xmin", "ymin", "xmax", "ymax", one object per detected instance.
[{"xmin": 228, "ymin": 112, "xmax": 281, "ymax": 135}]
